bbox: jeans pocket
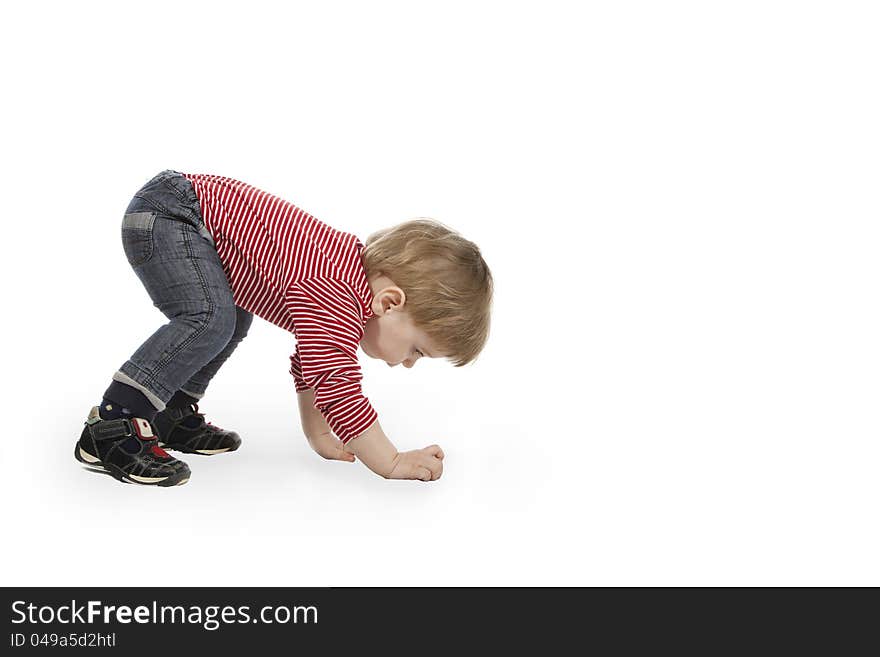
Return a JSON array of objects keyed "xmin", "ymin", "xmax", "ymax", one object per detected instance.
[{"xmin": 121, "ymin": 211, "xmax": 156, "ymax": 267}]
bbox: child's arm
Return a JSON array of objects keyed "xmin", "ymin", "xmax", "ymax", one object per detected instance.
[
  {"xmin": 297, "ymin": 389, "xmax": 354, "ymax": 462},
  {"xmin": 343, "ymin": 421, "xmax": 444, "ymax": 481},
  {"xmin": 297, "ymin": 389, "xmax": 444, "ymax": 480}
]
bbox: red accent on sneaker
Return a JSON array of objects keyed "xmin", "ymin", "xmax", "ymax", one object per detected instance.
[
  {"xmin": 131, "ymin": 418, "xmax": 156, "ymax": 440},
  {"xmin": 151, "ymin": 445, "xmax": 171, "ymax": 459}
]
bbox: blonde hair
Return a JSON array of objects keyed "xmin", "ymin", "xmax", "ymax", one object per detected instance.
[{"xmin": 361, "ymin": 218, "xmax": 493, "ymax": 366}]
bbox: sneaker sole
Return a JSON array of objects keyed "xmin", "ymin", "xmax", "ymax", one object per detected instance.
[
  {"xmin": 157, "ymin": 441, "xmax": 237, "ymax": 456},
  {"xmin": 74, "ymin": 445, "xmax": 190, "ymax": 487}
]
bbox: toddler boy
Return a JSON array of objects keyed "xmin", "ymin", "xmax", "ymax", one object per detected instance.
[{"xmin": 74, "ymin": 169, "xmax": 492, "ymax": 486}]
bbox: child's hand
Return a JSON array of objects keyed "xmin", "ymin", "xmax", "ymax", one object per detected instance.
[
  {"xmin": 388, "ymin": 445, "xmax": 444, "ymax": 481},
  {"xmin": 342, "ymin": 422, "xmax": 444, "ymax": 481},
  {"xmin": 307, "ymin": 431, "xmax": 356, "ymax": 463}
]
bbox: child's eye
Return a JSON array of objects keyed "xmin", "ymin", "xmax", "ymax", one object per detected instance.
[{"xmin": 415, "ymin": 349, "xmax": 424, "ymax": 358}]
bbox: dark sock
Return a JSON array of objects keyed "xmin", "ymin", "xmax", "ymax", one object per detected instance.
[
  {"xmin": 97, "ymin": 400, "xmax": 133, "ymax": 421},
  {"xmin": 166, "ymin": 390, "xmax": 200, "ymax": 410},
  {"xmin": 102, "ymin": 381, "xmax": 159, "ymax": 422}
]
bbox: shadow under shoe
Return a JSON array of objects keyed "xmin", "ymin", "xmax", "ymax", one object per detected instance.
[
  {"xmin": 152, "ymin": 403, "xmax": 241, "ymax": 455},
  {"xmin": 75, "ymin": 407, "xmax": 191, "ymax": 487}
]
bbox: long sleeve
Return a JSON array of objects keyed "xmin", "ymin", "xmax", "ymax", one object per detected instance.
[
  {"xmin": 289, "ymin": 345, "xmax": 309, "ymax": 393},
  {"xmin": 287, "ymin": 278, "xmax": 378, "ymax": 443}
]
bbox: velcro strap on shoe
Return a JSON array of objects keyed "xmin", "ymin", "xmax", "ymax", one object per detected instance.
[{"xmin": 89, "ymin": 418, "xmax": 134, "ymax": 441}]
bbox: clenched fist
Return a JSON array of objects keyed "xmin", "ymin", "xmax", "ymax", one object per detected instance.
[{"xmin": 388, "ymin": 445, "xmax": 445, "ymax": 481}]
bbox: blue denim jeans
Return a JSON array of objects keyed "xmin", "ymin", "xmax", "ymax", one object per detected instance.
[{"xmin": 110, "ymin": 169, "xmax": 252, "ymax": 412}]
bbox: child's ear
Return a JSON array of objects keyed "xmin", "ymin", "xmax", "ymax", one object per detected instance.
[
  {"xmin": 375, "ymin": 286, "xmax": 407, "ymax": 314},
  {"xmin": 389, "ymin": 286, "xmax": 407, "ymax": 311}
]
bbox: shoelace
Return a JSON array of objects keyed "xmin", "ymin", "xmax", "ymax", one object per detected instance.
[{"xmin": 188, "ymin": 403, "xmax": 216, "ymax": 428}]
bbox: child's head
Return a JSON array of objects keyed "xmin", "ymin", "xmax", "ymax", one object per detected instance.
[{"xmin": 360, "ymin": 218, "xmax": 493, "ymax": 368}]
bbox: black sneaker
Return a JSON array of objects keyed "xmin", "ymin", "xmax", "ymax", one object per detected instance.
[
  {"xmin": 75, "ymin": 406, "xmax": 191, "ymax": 486},
  {"xmin": 153, "ymin": 403, "xmax": 241, "ymax": 455}
]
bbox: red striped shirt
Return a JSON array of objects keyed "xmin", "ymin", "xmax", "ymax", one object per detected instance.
[{"xmin": 180, "ymin": 172, "xmax": 377, "ymax": 443}]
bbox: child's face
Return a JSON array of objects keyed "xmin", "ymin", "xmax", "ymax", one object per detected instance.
[{"xmin": 360, "ymin": 308, "xmax": 440, "ymax": 368}]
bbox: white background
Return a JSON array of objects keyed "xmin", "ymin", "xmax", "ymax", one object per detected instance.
[{"xmin": 1, "ymin": 1, "xmax": 877, "ymax": 586}]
